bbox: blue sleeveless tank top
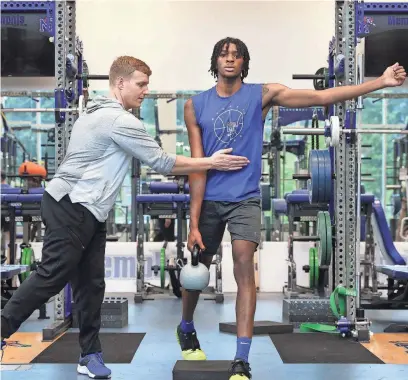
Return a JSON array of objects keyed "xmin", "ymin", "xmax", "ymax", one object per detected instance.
[{"xmin": 192, "ymin": 83, "xmax": 264, "ymax": 202}]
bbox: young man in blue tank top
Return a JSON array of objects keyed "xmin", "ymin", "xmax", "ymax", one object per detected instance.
[{"xmin": 176, "ymin": 37, "xmax": 406, "ymax": 379}]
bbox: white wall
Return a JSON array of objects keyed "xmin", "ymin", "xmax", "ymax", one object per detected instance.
[
  {"xmin": 3, "ymin": 0, "xmax": 401, "ymax": 93},
  {"xmin": 26, "ymin": 241, "xmax": 408, "ymax": 294},
  {"xmin": 76, "ymin": 0, "xmax": 335, "ymax": 92}
]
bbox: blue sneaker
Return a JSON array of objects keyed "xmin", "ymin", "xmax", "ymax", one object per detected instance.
[{"xmin": 77, "ymin": 352, "xmax": 111, "ymax": 379}]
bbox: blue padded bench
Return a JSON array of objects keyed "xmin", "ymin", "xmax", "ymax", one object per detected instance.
[
  {"xmin": 0, "ymin": 265, "xmax": 30, "ymax": 280},
  {"xmin": 361, "ymin": 194, "xmax": 375, "ymax": 204},
  {"xmin": 1, "ymin": 187, "xmax": 44, "ymax": 195},
  {"xmin": 372, "ymin": 200, "xmax": 406, "ymax": 266},
  {"xmin": 1, "ymin": 194, "xmax": 43, "ymax": 203},
  {"xmin": 285, "ymin": 192, "xmax": 375, "ymax": 205},
  {"xmin": 149, "ymin": 182, "xmax": 190, "ymax": 194},
  {"xmin": 272, "ymin": 199, "xmax": 287, "ymax": 215},
  {"xmin": 286, "ymin": 193, "xmax": 309, "ymax": 204},
  {"xmin": 136, "ymin": 194, "xmax": 191, "ymax": 215},
  {"xmin": 136, "ymin": 194, "xmax": 190, "ymax": 203},
  {"xmin": 376, "ymin": 265, "xmax": 408, "ymax": 280}
]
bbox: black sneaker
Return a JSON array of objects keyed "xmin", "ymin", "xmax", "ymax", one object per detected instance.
[
  {"xmin": 176, "ymin": 324, "xmax": 207, "ymax": 360},
  {"xmin": 228, "ymin": 359, "xmax": 252, "ymax": 379}
]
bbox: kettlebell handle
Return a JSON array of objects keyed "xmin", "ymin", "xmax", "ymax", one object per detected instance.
[{"xmin": 191, "ymin": 245, "xmax": 201, "ymax": 267}]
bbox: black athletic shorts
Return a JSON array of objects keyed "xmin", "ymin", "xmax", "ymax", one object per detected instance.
[{"xmin": 198, "ymin": 197, "xmax": 261, "ymax": 255}]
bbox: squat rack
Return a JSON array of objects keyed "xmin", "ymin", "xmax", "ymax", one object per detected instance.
[
  {"xmin": 2, "ymin": 0, "xmax": 80, "ymax": 340},
  {"xmin": 330, "ymin": 1, "xmax": 408, "ymax": 336},
  {"xmin": 284, "ymin": 1, "xmax": 408, "ymax": 339}
]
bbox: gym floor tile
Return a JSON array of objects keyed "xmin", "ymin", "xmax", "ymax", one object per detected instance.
[{"xmin": 2, "ymin": 293, "xmax": 408, "ymax": 379}]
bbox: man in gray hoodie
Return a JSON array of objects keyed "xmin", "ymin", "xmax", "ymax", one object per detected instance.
[{"xmin": 0, "ymin": 56, "xmax": 249, "ymax": 378}]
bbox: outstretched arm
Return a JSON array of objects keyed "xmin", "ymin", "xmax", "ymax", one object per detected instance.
[
  {"xmin": 111, "ymin": 112, "xmax": 248, "ymax": 175},
  {"xmin": 185, "ymin": 98, "xmax": 207, "ymax": 230},
  {"xmin": 262, "ymin": 63, "xmax": 406, "ymax": 109}
]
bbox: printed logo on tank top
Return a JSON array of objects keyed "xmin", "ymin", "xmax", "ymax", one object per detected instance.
[{"xmin": 212, "ymin": 105, "xmax": 245, "ymax": 144}]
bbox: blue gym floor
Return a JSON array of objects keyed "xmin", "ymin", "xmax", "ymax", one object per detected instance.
[{"xmin": 1, "ymin": 293, "xmax": 408, "ymax": 380}]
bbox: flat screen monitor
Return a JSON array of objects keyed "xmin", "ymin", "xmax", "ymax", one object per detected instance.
[
  {"xmin": 1, "ymin": 11, "xmax": 55, "ymax": 77},
  {"xmin": 364, "ymin": 28, "xmax": 408, "ymax": 78}
]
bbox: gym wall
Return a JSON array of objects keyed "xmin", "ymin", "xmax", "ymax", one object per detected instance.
[
  {"xmin": 27, "ymin": 241, "xmax": 408, "ymax": 293},
  {"xmin": 75, "ymin": 0, "xmax": 334, "ymax": 92}
]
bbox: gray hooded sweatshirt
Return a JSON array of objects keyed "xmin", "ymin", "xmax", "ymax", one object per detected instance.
[{"xmin": 46, "ymin": 96, "xmax": 176, "ymax": 222}]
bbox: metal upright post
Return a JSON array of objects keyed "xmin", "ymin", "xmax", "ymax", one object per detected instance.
[
  {"xmin": 131, "ymin": 158, "xmax": 140, "ymax": 242},
  {"xmin": 270, "ymin": 106, "xmax": 281, "ymax": 199},
  {"xmin": 43, "ymin": 0, "xmax": 79, "ymax": 342},
  {"xmin": 131, "ymin": 107, "xmax": 142, "ymax": 242},
  {"xmin": 334, "ymin": 1, "xmax": 365, "ymax": 334}
]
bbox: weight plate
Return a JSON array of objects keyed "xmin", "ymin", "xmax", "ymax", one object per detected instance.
[
  {"xmin": 320, "ymin": 150, "xmax": 327, "ymax": 203},
  {"xmin": 330, "ymin": 116, "xmax": 340, "ymax": 147},
  {"xmin": 78, "ymin": 95, "xmax": 85, "ymax": 114},
  {"xmin": 313, "ymin": 67, "xmax": 329, "ymax": 91},
  {"xmin": 264, "ymin": 216, "xmax": 271, "ymax": 241},
  {"xmin": 21, "ymin": 247, "xmax": 34, "ymax": 282},
  {"xmin": 316, "ymin": 150, "xmax": 326, "ymax": 204},
  {"xmin": 170, "ymin": 269, "xmax": 182, "ymax": 298},
  {"xmin": 261, "ymin": 183, "xmax": 271, "ymax": 211},
  {"xmin": 307, "ymin": 179, "xmax": 313, "ymax": 204},
  {"xmin": 317, "ymin": 211, "xmax": 328, "ymax": 267},
  {"xmin": 309, "ymin": 150, "xmax": 320, "ymax": 203},
  {"xmin": 160, "ymin": 248, "xmax": 166, "ymax": 289},
  {"xmin": 391, "ymin": 194, "xmax": 401, "ymax": 216},
  {"xmin": 317, "ymin": 211, "xmax": 332, "ymax": 266},
  {"xmin": 324, "ymin": 212, "xmax": 332, "ymax": 266},
  {"xmin": 309, "ymin": 247, "xmax": 319, "ymax": 288},
  {"xmin": 322, "ymin": 149, "xmax": 332, "ymax": 203}
]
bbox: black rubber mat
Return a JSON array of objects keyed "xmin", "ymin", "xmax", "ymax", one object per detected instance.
[
  {"xmin": 270, "ymin": 333, "xmax": 384, "ymax": 364},
  {"xmin": 219, "ymin": 320, "xmax": 293, "ymax": 335},
  {"xmin": 32, "ymin": 332, "xmax": 145, "ymax": 363},
  {"xmin": 173, "ymin": 360, "xmax": 231, "ymax": 380}
]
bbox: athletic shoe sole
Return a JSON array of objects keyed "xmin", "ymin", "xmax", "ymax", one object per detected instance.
[{"xmin": 77, "ymin": 364, "xmax": 111, "ymax": 379}]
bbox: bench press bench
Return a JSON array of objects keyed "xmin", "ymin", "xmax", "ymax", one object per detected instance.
[{"xmin": 1, "ymin": 188, "xmax": 58, "ymax": 329}]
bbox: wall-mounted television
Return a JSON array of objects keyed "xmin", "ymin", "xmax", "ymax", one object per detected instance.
[
  {"xmin": 1, "ymin": 10, "xmax": 55, "ymax": 77},
  {"xmin": 364, "ymin": 28, "xmax": 408, "ymax": 78}
]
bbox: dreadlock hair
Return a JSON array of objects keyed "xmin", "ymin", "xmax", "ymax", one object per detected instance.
[{"xmin": 209, "ymin": 37, "xmax": 250, "ymax": 82}]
